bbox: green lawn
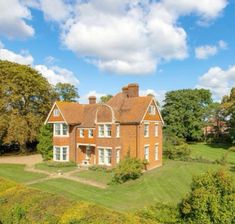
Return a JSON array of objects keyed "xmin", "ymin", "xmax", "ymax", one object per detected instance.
[
  {"xmin": 31, "ymin": 160, "xmax": 223, "ymax": 211},
  {"xmin": 189, "ymin": 143, "xmax": 235, "ymax": 164},
  {"xmin": 0, "ymin": 164, "xmax": 47, "ymax": 183},
  {"xmin": 35, "ymin": 162, "xmax": 77, "ymax": 173},
  {"xmin": 74, "ymin": 169, "xmax": 113, "ymax": 185}
]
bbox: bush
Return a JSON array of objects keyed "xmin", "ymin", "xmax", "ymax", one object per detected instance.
[
  {"xmin": 179, "ymin": 170, "xmax": 235, "ymax": 224},
  {"xmin": 163, "ymin": 131, "xmax": 191, "ymax": 160},
  {"xmin": 0, "ymin": 177, "xmax": 149, "ymax": 224},
  {"xmin": 136, "ymin": 203, "xmax": 182, "ymax": 224},
  {"xmin": 37, "ymin": 124, "xmax": 53, "ymax": 160},
  {"xmin": 111, "ymin": 157, "xmax": 144, "ymax": 184}
]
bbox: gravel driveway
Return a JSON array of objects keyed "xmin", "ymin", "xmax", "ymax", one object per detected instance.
[{"xmin": 0, "ymin": 154, "xmax": 43, "ymax": 166}]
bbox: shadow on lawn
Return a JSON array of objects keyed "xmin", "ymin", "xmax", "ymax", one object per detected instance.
[
  {"xmin": 230, "ymin": 166, "xmax": 235, "ymax": 173},
  {"xmin": 188, "ymin": 142, "xmax": 231, "ymax": 150}
]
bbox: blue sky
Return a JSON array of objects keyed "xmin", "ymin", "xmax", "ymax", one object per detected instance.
[{"xmin": 0, "ymin": 0, "xmax": 235, "ymax": 104}]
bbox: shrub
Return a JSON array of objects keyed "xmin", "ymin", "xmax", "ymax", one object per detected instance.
[
  {"xmin": 136, "ymin": 203, "xmax": 182, "ymax": 224},
  {"xmin": 111, "ymin": 157, "xmax": 144, "ymax": 184},
  {"xmin": 44, "ymin": 161, "xmax": 76, "ymax": 168},
  {"xmin": 179, "ymin": 170, "xmax": 235, "ymax": 224},
  {"xmin": 163, "ymin": 131, "xmax": 191, "ymax": 160},
  {"xmin": 88, "ymin": 165, "xmax": 108, "ymax": 172},
  {"xmin": 37, "ymin": 124, "xmax": 53, "ymax": 160}
]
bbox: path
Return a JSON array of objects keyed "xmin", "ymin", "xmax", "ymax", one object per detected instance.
[{"xmin": 0, "ymin": 154, "xmax": 107, "ymax": 189}]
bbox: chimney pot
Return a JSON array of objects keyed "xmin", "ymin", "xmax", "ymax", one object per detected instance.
[
  {"xmin": 127, "ymin": 83, "xmax": 139, "ymax": 97},
  {"xmin": 89, "ymin": 96, "xmax": 96, "ymax": 104}
]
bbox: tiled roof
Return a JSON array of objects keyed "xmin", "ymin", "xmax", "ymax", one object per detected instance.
[{"xmin": 54, "ymin": 92, "xmax": 154, "ymax": 126}]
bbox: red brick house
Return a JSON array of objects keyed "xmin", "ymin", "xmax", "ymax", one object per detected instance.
[{"xmin": 45, "ymin": 83, "xmax": 164, "ymax": 170}]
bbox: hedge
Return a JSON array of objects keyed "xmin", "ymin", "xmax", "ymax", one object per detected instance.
[{"xmin": 0, "ymin": 178, "xmax": 155, "ymax": 224}]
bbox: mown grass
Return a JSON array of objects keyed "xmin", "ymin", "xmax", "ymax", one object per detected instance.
[
  {"xmin": 189, "ymin": 143, "xmax": 235, "ymax": 164},
  {"xmin": 31, "ymin": 160, "xmax": 222, "ymax": 211},
  {"xmin": 35, "ymin": 162, "xmax": 77, "ymax": 173},
  {"xmin": 0, "ymin": 164, "xmax": 47, "ymax": 183}
]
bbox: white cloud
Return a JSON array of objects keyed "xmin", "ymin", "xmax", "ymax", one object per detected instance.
[
  {"xmin": 195, "ymin": 40, "xmax": 227, "ymax": 59},
  {"xmin": 0, "ymin": 46, "xmax": 79, "ymax": 86},
  {"xmin": 0, "ymin": 48, "xmax": 34, "ymax": 65},
  {"xmin": 0, "ymin": 41, "xmax": 4, "ymax": 49},
  {"xmin": 80, "ymin": 90, "xmax": 107, "ymax": 103},
  {"xmin": 140, "ymin": 89, "xmax": 166, "ymax": 106},
  {"xmin": 35, "ymin": 65, "xmax": 80, "ymax": 86},
  {"xmin": 39, "ymin": 0, "xmax": 71, "ymax": 22},
  {"xmin": 60, "ymin": 0, "xmax": 227, "ymax": 75},
  {"xmin": 0, "ymin": 0, "xmax": 34, "ymax": 38},
  {"xmin": 197, "ymin": 65, "xmax": 235, "ymax": 100}
]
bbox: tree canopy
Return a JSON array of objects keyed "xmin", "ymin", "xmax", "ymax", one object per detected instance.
[
  {"xmin": 162, "ymin": 89, "xmax": 212, "ymax": 141},
  {"xmin": 100, "ymin": 95, "xmax": 113, "ymax": 103},
  {"xmin": 0, "ymin": 60, "xmax": 54, "ymax": 151},
  {"xmin": 54, "ymin": 82, "xmax": 79, "ymax": 102}
]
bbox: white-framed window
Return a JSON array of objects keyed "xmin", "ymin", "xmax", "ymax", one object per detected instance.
[
  {"xmin": 54, "ymin": 123, "xmax": 68, "ymax": 136},
  {"xmin": 98, "ymin": 124, "xmax": 112, "ymax": 137},
  {"xmin": 53, "ymin": 108, "xmax": 59, "ymax": 117},
  {"xmin": 53, "ymin": 146, "xmax": 69, "ymax": 161},
  {"xmin": 116, "ymin": 125, "xmax": 120, "ymax": 138},
  {"xmin": 88, "ymin": 129, "xmax": 94, "ymax": 138},
  {"xmin": 148, "ymin": 105, "xmax": 156, "ymax": 115},
  {"xmin": 98, "ymin": 148, "xmax": 112, "ymax": 165},
  {"xmin": 144, "ymin": 124, "xmax": 149, "ymax": 137},
  {"xmin": 155, "ymin": 144, "xmax": 159, "ymax": 160},
  {"xmin": 80, "ymin": 129, "xmax": 84, "ymax": 138},
  {"xmin": 155, "ymin": 123, "xmax": 159, "ymax": 137},
  {"xmin": 116, "ymin": 148, "xmax": 120, "ymax": 164},
  {"xmin": 144, "ymin": 145, "xmax": 149, "ymax": 161}
]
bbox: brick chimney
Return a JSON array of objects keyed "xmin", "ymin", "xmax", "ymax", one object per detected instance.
[
  {"xmin": 127, "ymin": 83, "xmax": 139, "ymax": 97},
  {"xmin": 122, "ymin": 86, "xmax": 128, "ymax": 97},
  {"xmin": 89, "ymin": 96, "xmax": 96, "ymax": 104}
]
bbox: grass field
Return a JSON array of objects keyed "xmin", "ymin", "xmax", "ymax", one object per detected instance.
[
  {"xmin": 0, "ymin": 143, "xmax": 234, "ymax": 211},
  {"xmin": 0, "ymin": 164, "xmax": 47, "ymax": 183},
  {"xmin": 189, "ymin": 143, "xmax": 235, "ymax": 164},
  {"xmin": 35, "ymin": 162, "xmax": 77, "ymax": 173}
]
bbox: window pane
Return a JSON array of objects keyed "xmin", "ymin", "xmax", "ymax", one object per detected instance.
[
  {"xmin": 54, "ymin": 124, "xmax": 61, "ymax": 135},
  {"xmin": 89, "ymin": 129, "xmax": 93, "ymax": 137},
  {"xmin": 116, "ymin": 149, "xmax": 120, "ymax": 164},
  {"xmin": 99, "ymin": 125, "xmax": 104, "ymax": 137},
  {"xmin": 53, "ymin": 109, "xmax": 59, "ymax": 116},
  {"xmin": 116, "ymin": 125, "xmax": 120, "ymax": 137},
  {"xmin": 80, "ymin": 129, "xmax": 84, "ymax": 137},
  {"xmin": 155, "ymin": 145, "xmax": 158, "ymax": 160},
  {"xmin": 144, "ymin": 146, "xmax": 149, "ymax": 161},
  {"xmin": 62, "ymin": 124, "xmax": 68, "ymax": 135},
  {"xmin": 55, "ymin": 147, "xmax": 60, "ymax": 161},
  {"xmin": 62, "ymin": 147, "xmax": 68, "ymax": 161},
  {"xmin": 106, "ymin": 125, "xmax": 111, "ymax": 137},
  {"xmin": 144, "ymin": 124, "xmax": 149, "ymax": 137},
  {"xmin": 99, "ymin": 148, "xmax": 104, "ymax": 164},
  {"xmin": 106, "ymin": 149, "xmax": 112, "ymax": 165},
  {"xmin": 155, "ymin": 124, "xmax": 158, "ymax": 137}
]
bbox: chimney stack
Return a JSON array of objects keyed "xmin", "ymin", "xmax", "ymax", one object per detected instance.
[
  {"xmin": 89, "ymin": 96, "xmax": 96, "ymax": 104},
  {"xmin": 127, "ymin": 83, "xmax": 139, "ymax": 97},
  {"xmin": 122, "ymin": 86, "xmax": 128, "ymax": 97}
]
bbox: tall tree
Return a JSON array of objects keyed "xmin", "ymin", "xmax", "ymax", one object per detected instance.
[
  {"xmin": 162, "ymin": 89, "xmax": 212, "ymax": 141},
  {"xmin": 221, "ymin": 87, "xmax": 235, "ymax": 143},
  {"xmin": 0, "ymin": 60, "xmax": 54, "ymax": 152},
  {"xmin": 100, "ymin": 95, "xmax": 113, "ymax": 103},
  {"xmin": 54, "ymin": 82, "xmax": 79, "ymax": 102}
]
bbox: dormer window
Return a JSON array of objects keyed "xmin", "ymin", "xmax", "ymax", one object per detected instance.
[
  {"xmin": 98, "ymin": 124, "xmax": 111, "ymax": 137},
  {"xmin": 53, "ymin": 108, "xmax": 59, "ymax": 116},
  {"xmin": 88, "ymin": 129, "xmax": 94, "ymax": 138},
  {"xmin": 148, "ymin": 105, "xmax": 156, "ymax": 115}
]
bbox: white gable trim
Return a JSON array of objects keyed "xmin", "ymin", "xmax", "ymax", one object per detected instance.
[
  {"xmin": 140, "ymin": 98, "xmax": 164, "ymax": 125},
  {"xmin": 44, "ymin": 102, "xmax": 68, "ymax": 125}
]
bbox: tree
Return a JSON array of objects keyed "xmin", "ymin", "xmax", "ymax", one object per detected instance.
[
  {"xmin": 37, "ymin": 124, "xmax": 53, "ymax": 160},
  {"xmin": 221, "ymin": 88, "xmax": 235, "ymax": 143},
  {"xmin": 162, "ymin": 89, "xmax": 212, "ymax": 141},
  {"xmin": 100, "ymin": 95, "xmax": 113, "ymax": 103},
  {"xmin": 54, "ymin": 82, "xmax": 79, "ymax": 102},
  {"xmin": 180, "ymin": 170, "xmax": 235, "ymax": 224},
  {"xmin": 0, "ymin": 60, "xmax": 54, "ymax": 152}
]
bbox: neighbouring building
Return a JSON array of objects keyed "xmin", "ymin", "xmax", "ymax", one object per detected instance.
[{"xmin": 45, "ymin": 83, "xmax": 164, "ymax": 170}]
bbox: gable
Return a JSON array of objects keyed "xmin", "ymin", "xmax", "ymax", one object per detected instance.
[
  {"xmin": 46, "ymin": 104, "xmax": 65, "ymax": 123},
  {"xmin": 143, "ymin": 100, "xmax": 163, "ymax": 122}
]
